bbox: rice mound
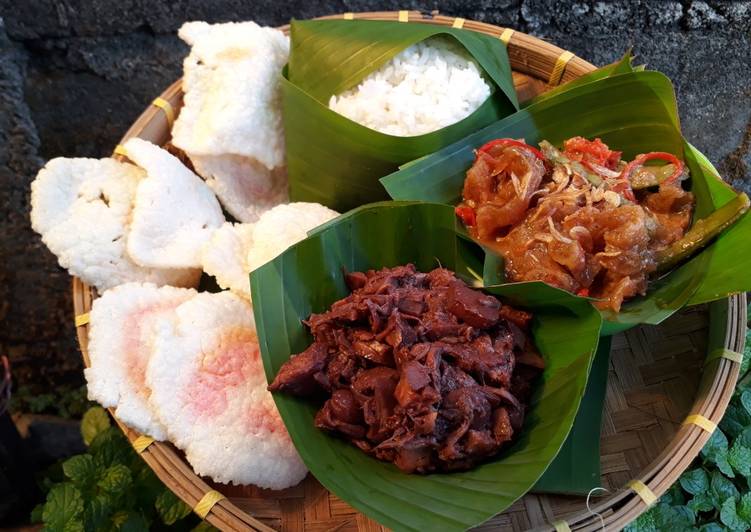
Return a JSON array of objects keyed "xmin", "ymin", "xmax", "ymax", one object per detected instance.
[
  {"xmin": 146, "ymin": 291, "xmax": 307, "ymax": 488},
  {"xmin": 247, "ymin": 202, "xmax": 339, "ymax": 272},
  {"xmin": 329, "ymin": 37, "xmax": 492, "ymax": 137},
  {"xmin": 200, "ymin": 222, "xmax": 255, "ymax": 299},
  {"xmin": 30, "ymin": 157, "xmax": 200, "ymax": 291},
  {"xmin": 172, "ymin": 21, "xmax": 290, "ymax": 223},
  {"xmin": 124, "ymin": 138, "xmax": 224, "ymax": 269},
  {"xmin": 84, "ymin": 282, "xmax": 196, "ymax": 440}
]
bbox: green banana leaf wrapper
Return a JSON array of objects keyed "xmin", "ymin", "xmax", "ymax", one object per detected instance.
[
  {"xmin": 283, "ymin": 20, "xmax": 519, "ymax": 213},
  {"xmin": 251, "ymin": 201, "xmax": 602, "ymax": 531},
  {"xmin": 380, "ymin": 61, "xmax": 751, "ymax": 336}
]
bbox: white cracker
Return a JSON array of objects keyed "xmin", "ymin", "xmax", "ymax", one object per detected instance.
[
  {"xmin": 200, "ymin": 222, "xmax": 254, "ymax": 299},
  {"xmin": 146, "ymin": 291, "xmax": 307, "ymax": 488},
  {"xmin": 172, "ymin": 21, "xmax": 289, "ymax": 169},
  {"xmin": 84, "ymin": 282, "xmax": 196, "ymax": 440},
  {"xmin": 171, "ymin": 21, "xmax": 289, "ymax": 222},
  {"xmin": 30, "ymin": 157, "xmax": 200, "ymax": 291},
  {"xmin": 248, "ymin": 202, "xmax": 339, "ymax": 272},
  {"xmin": 191, "ymin": 154, "xmax": 288, "ymax": 223},
  {"xmin": 124, "ymin": 138, "xmax": 224, "ymax": 269}
]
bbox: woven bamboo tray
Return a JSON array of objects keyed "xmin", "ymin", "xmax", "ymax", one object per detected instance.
[{"xmin": 72, "ymin": 10, "xmax": 747, "ymax": 532}]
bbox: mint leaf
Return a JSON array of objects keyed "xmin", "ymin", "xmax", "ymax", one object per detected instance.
[
  {"xmin": 703, "ymin": 429, "xmax": 729, "ymax": 461},
  {"xmin": 663, "ymin": 483, "xmax": 686, "ymax": 506},
  {"xmin": 687, "ymin": 492, "xmax": 714, "ymax": 513},
  {"xmin": 90, "ymin": 428, "xmax": 132, "ymax": 469},
  {"xmin": 670, "ymin": 505, "xmax": 696, "ymax": 527},
  {"xmin": 728, "ymin": 441, "xmax": 751, "ymax": 476},
  {"xmin": 155, "ymin": 489, "xmax": 191, "ymax": 525},
  {"xmin": 62, "ymin": 454, "xmax": 96, "ymax": 486},
  {"xmin": 739, "ymin": 492, "xmax": 751, "ymax": 523},
  {"xmin": 42, "ymin": 484, "xmax": 84, "ymax": 531},
  {"xmin": 741, "ymin": 390, "xmax": 751, "ymax": 417},
  {"xmin": 84, "ymin": 493, "xmax": 114, "ymax": 531},
  {"xmin": 711, "ymin": 470, "xmax": 740, "ymax": 506},
  {"xmin": 63, "ymin": 519, "xmax": 85, "ymax": 532},
  {"xmin": 30, "ymin": 503, "xmax": 44, "ymax": 524},
  {"xmin": 740, "ymin": 331, "xmax": 750, "ymax": 379},
  {"xmin": 737, "ymin": 426, "xmax": 751, "ymax": 449},
  {"xmin": 680, "ymin": 469, "xmax": 710, "ymax": 496},
  {"xmin": 111, "ymin": 511, "xmax": 129, "ymax": 528},
  {"xmin": 699, "ymin": 524, "xmax": 725, "ymax": 532},
  {"xmin": 703, "ymin": 430, "xmax": 734, "ymax": 477},
  {"xmin": 81, "ymin": 406, "xmax": 111, "ymax": 446},
  {"xmin": 624, "ymin": 510, "xmax": 657, "ymax": 532},
  {"xmin": 721, "ymin": 497, "xmax": 751, "ymax": 531},
  {"xmin": 98, "ymin": 464, "xmax": 132, "ymax": 495},
  {"xmin": 119, "ymin": 512, "xmax": 150, "ymax": 532},
  {"xmin": 722, "ymin": 403, "xmax": 751, "ymax": 440}
]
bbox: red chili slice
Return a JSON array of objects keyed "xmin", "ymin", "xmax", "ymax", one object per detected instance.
[
  {"xmin": 455, "ymin": 206, "xmax": 476, "ymax": 226},
  {"xmin": 621, "ymin": 151, "xmax": 684, "ymax": 186},
  {"xmin": 477, "ymin": 138, "xmax": 546, "ymax": 161},
  {"xmin": 610, "ymin": 180, "xmax": 636, "ymax": 202},
  {"xmin": 563, "ymin": 136, "xmax": 621, "ymax": 169},
  {"xmin": 576, "ymin": 288, "xmax": 590, "ymax": 297}
]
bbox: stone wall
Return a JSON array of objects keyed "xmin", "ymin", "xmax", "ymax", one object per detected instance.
[{"xmin": 1, "ymin": 1, "xmax": 749, "ymax": 392}]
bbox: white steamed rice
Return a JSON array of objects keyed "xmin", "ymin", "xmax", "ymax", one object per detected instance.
[{"xmin": 328, "ymin": 37, "xmax": 491, "ymax": 137}]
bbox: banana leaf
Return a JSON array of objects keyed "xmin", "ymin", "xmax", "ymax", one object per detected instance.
[
  {"xmin": 283, "ymin": 20, "xmax": 518, "ymax": 212},
  {"xmin": 533, "ymin": 335, "xmax": 611, "ymax": 494},
  {"xmin": 251, "ymin": 201, "xmax": 602, "ymax": 531},
  {"xmin": 380, "ymin": 70, "xmax": 751, "ymax": 335}
]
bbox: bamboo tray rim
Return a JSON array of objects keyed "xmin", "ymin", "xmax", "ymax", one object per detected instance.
[{"xmin": 71, "ymin": 10, "xmax": 746, "ymax": 532}]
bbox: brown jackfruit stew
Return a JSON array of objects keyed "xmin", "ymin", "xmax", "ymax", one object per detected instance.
[
  {"xmin": 454, "ymin": 137, "xmax": 695, "ymax": 312},
  {"xmin": 268, "ymin": 264, "xmax": 543, "ymax": 473}
]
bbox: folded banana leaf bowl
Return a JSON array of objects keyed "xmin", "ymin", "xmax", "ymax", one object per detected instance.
[{"xmin": 70, "ymin": 10, "xmax": 748, "ymax": 532}]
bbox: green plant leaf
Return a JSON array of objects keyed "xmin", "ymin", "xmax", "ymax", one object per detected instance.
[
  {"xmin": 646, "ymin": 502, "xmax": 696, "ymax": 531},
  {"xmin": 741, "ymin": 329, "xmax": 751, "ymax": 379},
  {"xmin": 30, "ymin": 503, "xmax": 44, "ymax": 524},
  {"xmin": 97, "ymin": 464, "xmax": 132, "ymax": 495},
  {"xmin": 84, "ymin": 494, "xmax": 114, "ymax": 532},
  {"xmin": 740, "ymin": 390, "xmax": 751, "ymax": 417},
  {"xmin": 720, "ymin": 403, "xmax": 749, "ymax": 441},
  {"xmin": 687, "ymin": 493, "xmax": 714, "ymax": 513},
  {"xmin": 625, "ymin": 509, "xmax": 657, "ymax": 532},
  {"xmin": 118, "ymin": 512, "xmax": 150, "ymax": 532},
  {"xmin": 251, "ymin": 201, "xmax": 602, "ymax": 531},
  {"xmin": 63, "ymin": 519, "xmax": 85, "ymax": 532},
  {"xmin": 737, "ymin": 425, "xmax": 751, "ymax": 450},
  {"xmin": 710, "ymin": 470, "xmax": 739, "ymax": 506},
  {"xmin": 703, "ymin": 430, "xmax": 734, "ymax": 478},
  {"xmin": 739, "ymin": 493, "xmax": 751, "ymax": 523},
  {"xmin": 728, "ymin": 441, "xmax": 751, "ymax": 477},
  {"xmin": 81, "ymin": 406, "xmax": 111, "ymax": 446},
  {"xmin": 155, "ymin": 489, "xmax": 191, "ymax": 525},
  {"xmin": 381, "ymin": 69, "xmax": 751, "ymax": 335},
  {"xmin": 284, "ymin": 20, "xmax": 518, "ymax": 212},
  {"xmin": 721, "ymin": 497, "xmax": 751, "ymax": 532},
  {"xmin": 698, "ymin": 524, "xmax": 725, "ymax": 532},
  {"xmin": 90, "ymin": 427, "xmax": 132, "ymax": 470},
  {"xmin": 42, "ymin": 484, "xmax": 84, "ymax": 531},
  {"xmin": 680, "ymin": 469, "xmax": 710, "ymax": 496},
  {"xmin": 62, "ymin": 455, "xmax": 96, "ymax": 487}
]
